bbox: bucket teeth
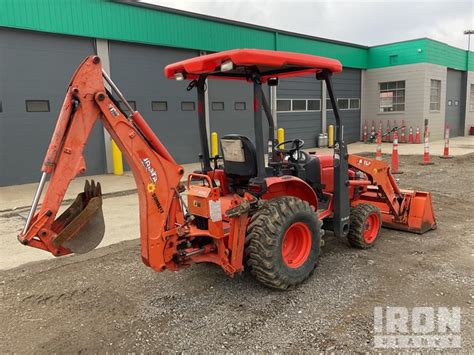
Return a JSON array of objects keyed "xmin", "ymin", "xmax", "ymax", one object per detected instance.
[{"xmin": 84, "ymin": 179, "xmax": 102, "ymax": 201}]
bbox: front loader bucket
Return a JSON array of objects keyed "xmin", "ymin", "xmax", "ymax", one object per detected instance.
[
  {"xmin": 384, "ymin": 190, "xmax": 437, "ymax": 234},
  {"xmin": 51, "ymin": 180, "xmax": 105, "ymax": 254}
]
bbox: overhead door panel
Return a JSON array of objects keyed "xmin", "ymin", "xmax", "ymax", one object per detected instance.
[
  {"xmin": 109, "ymin": 42, "xmax": 201, "ymax": 164},
  {"xmin": 0, "ymin": 28, "xmax": 104, "ymax": 186},
  {"xmin": 277, "ymin": 75, "xmax": 322, "ymax": 147},
  {"xmin": 208, "ymin": 80, "xmax": 271, "ymax": 154},
  {"xmin": 327, "ymin": 68, "xmax": 361, "ymax": 143}
]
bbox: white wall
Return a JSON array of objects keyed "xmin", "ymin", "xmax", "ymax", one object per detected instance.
[
  {"xmin": 423, "ymin": 63, "xmax": 447, "ymax": 140},
  {"xmin": 362, "ymin": 63, "xmax": 449, "ymax": 141}
]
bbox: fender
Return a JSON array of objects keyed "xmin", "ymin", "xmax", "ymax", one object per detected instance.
[{"xmin": 263, "ymin": 176, "xmax": 318, "ymax": 209}]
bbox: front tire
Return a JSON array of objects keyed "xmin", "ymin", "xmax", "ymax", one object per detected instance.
[
  {"xmin": 245, "ymin": 197, "xmax": 321, "ymax": 290},
  {"xmin": 347, "ymin": 203, "xmax": 382, "ymax": 249}
]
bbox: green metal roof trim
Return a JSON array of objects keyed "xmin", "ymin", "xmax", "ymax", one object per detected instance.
[
  {"xmin": 0, "ymin": 0, "xmax": 366, "ymax": 67},
  {"xmin": 0, "ymin": 0, "xmax": 472, "ymax": 71},
  {"xmin": 276, "ymin": 33, "xmax": 367, "ymax": 69},
  {"xmin": 368, "ymin": 38, "xmax": 474, "ymax": 71}
]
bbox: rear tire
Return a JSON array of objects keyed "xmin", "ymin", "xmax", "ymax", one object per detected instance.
[
  {"xmin": 347, "ymin": 203, "xmax": 382, "ymax": 249},
  {"xmin": 245, "ymin": 197, "xmax": 321, "ymax": 290}
]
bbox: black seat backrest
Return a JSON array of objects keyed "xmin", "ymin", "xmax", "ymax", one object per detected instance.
[{"xmin": 220, "ymin": 135, "xmax": 257, "ymax": 178}]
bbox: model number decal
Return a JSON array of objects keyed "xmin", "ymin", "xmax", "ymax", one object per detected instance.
[
  {"xmin": 107, "ymin": 104, "xmax": 119, "ymax": 117},
  {"xmin": 357, "ymin": 158, "xmax": 372, "ymax": 167}
]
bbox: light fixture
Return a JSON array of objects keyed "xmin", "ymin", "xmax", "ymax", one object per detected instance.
[
  {"xmin": 220, "ymin": 60, "xmax": 234, "ymax": 72},
  {"xmin": 174, "ymin": 72, "xmax": 185, "ymax": 81}
]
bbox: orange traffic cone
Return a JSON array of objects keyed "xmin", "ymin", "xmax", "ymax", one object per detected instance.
[
  {"xmin": 415, "ymin": 127, "xmax": 421, "ymax": 144},
  {"xmin": 420, "ymin": 131, "xmax": 434, "ymax": 165},
  {"xmin": 440, "ymin": 124, "xmax": 453, "ymax": 159},
  {"xmin": 375, "ymin": 133, "xmax": 382, "ymax": 161},
  {"xmin": 408, "ymin": 127, "xmax": 414, "ymax": 144},
  {"xmin": 391, "ymin": 130, "xmax": 402, "ymax": 174}
]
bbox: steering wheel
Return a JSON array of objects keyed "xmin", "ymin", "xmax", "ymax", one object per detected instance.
[{"xmin": 275, "ymin": 139, "xmax": 305, "ymax": 161}]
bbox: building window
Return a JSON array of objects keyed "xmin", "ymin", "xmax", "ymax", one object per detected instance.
[
  {"xmin": 350, "ymin": 98, "xmax": 360, "ymax": 109},
  {"xmin": 234, "ymin": 102, "xmax": 246, "ymax": 111},
  {"xmin": 0, "ymin": 100, "xmax": 2, "ymax": 113},
  {"xmin": 292, "ymin": 99, "xmax": 306, "ymax": 111},
  {"xmin": 181, "ymin": 101, "xmax": 195, "ymax": 111},
  {"xmin": 277, "ymin": 99, "xmax": 291, "ymax": 112},
  {"xmin": 379, "ymin": 81, "xmax": 405, "ymax": 112},
  {"xmin": 212, "ymin": 102, "xmax": 224, "ymax": 111},
  {"xmin": 430, "ymin": 80, "xmax": 441, "ymax": 111},
  {"xmin": 277, "ymin": 99, "xmax": 321, "ymax": 112},
  {"xmin": 337, "ymin": 98, "xmax": 349, "ymax": 110},
  {"xmin": 307, "ymin": 99, "xmax": 321, "ymax": 111},
  {"xmin": 335, "ymin": 98, "xmax": 360, "ymax": 110},
  {"xmin": 470, "ymin": 84, "xmax": 474, "ymax": 111},
  {"xmin": 152, "ymin": 101, "xmax": 167, "ymax": 111},
  {"xmin": 26, "ymin": 100, "xmax": 50, "ymax": 112}
]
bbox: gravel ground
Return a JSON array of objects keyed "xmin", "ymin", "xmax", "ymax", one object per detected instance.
[{"xmin": 0, "ymin": 154, "xmax": 473, "ymax": 353}]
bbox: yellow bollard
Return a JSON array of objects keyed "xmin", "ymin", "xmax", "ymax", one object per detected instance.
[
  {"xmin": 211, "ymin": 132, "xmax": 218, "ymax": 158},
  {"xmin": 328, "ymin": 125, "xmax": 334, "ymax": 148},
  {"xmin": 112, "ymin": 139, "xmax": 123, "ymax": 175},
  {"xmin": 277, "ymin": 128, "xmax": 285, "ymax": 148}
]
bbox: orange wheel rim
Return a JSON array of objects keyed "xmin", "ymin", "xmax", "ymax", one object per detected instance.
[
  {"xmin": 281, "ymin": 222, "xmax": 312, "ymax": 268},
  {"xmin": 363, "ymin": 213, "xmax": 380, "ymax": 244}
]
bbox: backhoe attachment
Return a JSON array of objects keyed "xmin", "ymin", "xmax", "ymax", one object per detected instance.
[{"xmin": 18, "ymin": 55, "xmax": 184, "ymax": 271}]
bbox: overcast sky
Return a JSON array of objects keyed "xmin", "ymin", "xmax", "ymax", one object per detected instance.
[{"xmin": 140, "ymin": 0, "xmax": 474, "ymax": 50}]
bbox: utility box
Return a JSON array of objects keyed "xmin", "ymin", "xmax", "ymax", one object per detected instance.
[{"xmin": 318, "ymin": 133, "xmax": 328, "ymax": 148}]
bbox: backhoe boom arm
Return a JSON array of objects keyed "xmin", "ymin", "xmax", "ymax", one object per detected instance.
[{"xmin": 18, "ymin": 56, "xmax": 185, "ymax": 271}]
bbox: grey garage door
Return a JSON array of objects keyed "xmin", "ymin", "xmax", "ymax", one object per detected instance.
[
  {"xmin": 277, "ymin": 75, "xmax": 322, "ymax": 147},
  {"xmin": 327, "ymin": 68, "xmax": 362, "ymax": 143},
  {"xmin": 109, "ymin": 42, "xmax": 201, "ymax": 164},
  {"xmin": 208, "ymin": 80, "xmax": 271, "ymax": 145},
  {"xmin": 445, "ymin": 69, "xmax": 465, "ymax": 137},
  {"xmin": 0, "ymin": 28, "xmax": 106, "ymax": 186}
]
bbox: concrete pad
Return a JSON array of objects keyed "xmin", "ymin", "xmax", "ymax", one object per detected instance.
[
  {"xmin": 0, "ymin": 161, "xmax": 202, "ymax": 212},
  {"xmin": 2, "ymin": 137, "xmax": 473, "ymax": 212},
  {"xmin": 340, "ymin": 136, "xmax": 474, "ymax": 157},
  {"xmin": 0, "ymin": 193, "xmax": 139, "ymax": 270}
]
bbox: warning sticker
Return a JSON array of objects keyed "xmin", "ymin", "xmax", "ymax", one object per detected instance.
[
  {"xmin": 221, "ymin": 139, "xmax": 245, "ymax": 162},
  {"xmin": 209, "ymin": 200, "xmax": 222, "ymax": 222}
]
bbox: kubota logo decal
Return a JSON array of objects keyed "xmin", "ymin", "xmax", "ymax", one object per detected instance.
[{"xmin": 141, "ymin": 158, "xmax": 158, "ymax": 183}]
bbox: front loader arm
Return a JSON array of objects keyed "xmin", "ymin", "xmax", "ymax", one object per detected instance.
[
  {"xmin": 18, "ymin": 56, "xmax": 185, "ymax": 271},
  {"xmin": 348, "ymin": 155, "xmax": 404, "ymax": 217},
  {"xmin": 348, "ymin": 154, "xmax": 436, "ymax": 234}
]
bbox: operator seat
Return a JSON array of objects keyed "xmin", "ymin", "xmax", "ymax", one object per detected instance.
[{"xmin": 220, "ymin": 135, "xmax": 257, "ymax": 179}]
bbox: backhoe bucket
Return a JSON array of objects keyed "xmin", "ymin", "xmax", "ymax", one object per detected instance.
[
  {"xmin": 51, "ymin": 180, "xmax": 105, "ymax": 254},
  {"xmin": 384, "ymin": 190, "xmax": 437, "ymax": 234}
]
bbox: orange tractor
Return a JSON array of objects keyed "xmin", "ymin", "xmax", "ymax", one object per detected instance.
[{"xmin": 18, "ymin": 50, "xmax": 436, "ymax": 289}]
